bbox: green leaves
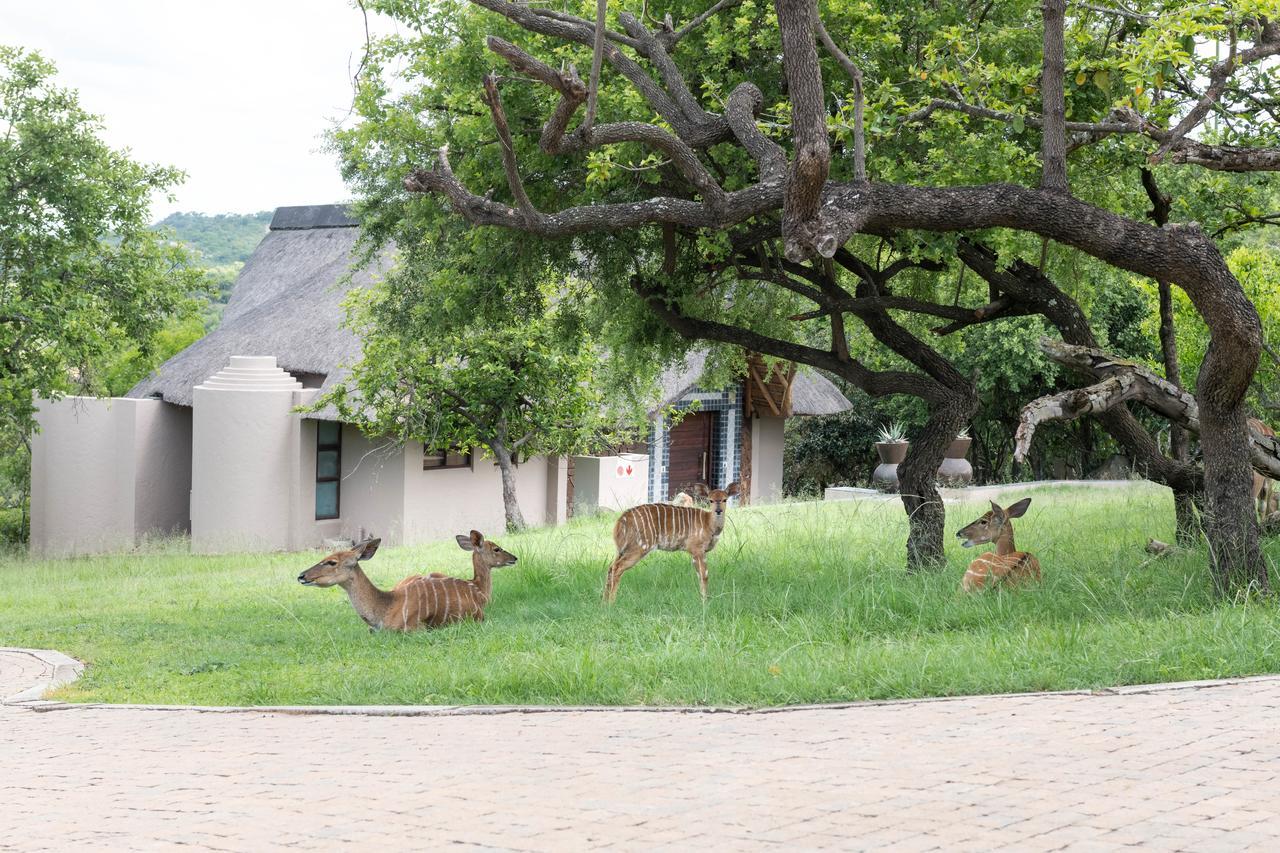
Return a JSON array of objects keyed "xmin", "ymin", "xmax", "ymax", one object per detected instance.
[{"xmin": 0, "ymin": 46, "xmax": 203, "ymax": 439}]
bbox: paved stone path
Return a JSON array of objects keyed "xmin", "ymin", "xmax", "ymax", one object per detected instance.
[{"xmin": 3, "ymin": 649, "xmax": 1280, "ymax": 851}]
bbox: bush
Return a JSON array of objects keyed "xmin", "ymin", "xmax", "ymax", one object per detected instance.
[
  {"xmin": 0, "ymin": 505, "xmax": 27, "ymax": 546},
  {"xmin": 784, "ymin": 392, "xmax": 882, "ymax": 496}
]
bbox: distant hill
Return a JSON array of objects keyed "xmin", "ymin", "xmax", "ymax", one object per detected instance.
[
  {"xmin": 153, "ymin": 211, "xmax": 272, "ymax": 266},
  {"xmin": 152, "ymin": 211, "xmax": 272, "ymax": 328}
]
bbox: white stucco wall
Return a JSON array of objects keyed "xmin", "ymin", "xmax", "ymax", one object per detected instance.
[
  {"xmin": 399, "ymin": 443, "xmax": 551, "ymax": 544},
  {"xmin": 750, "ymin": 415, "xmax": 786, "ymax": 504},
  {"xmin": 132, "ymin": 402, "xmax": 193, "ymax": 538},
  {"xmin": 30, "ymin": 397, "xmax": 192, "ymax": 556},
  {"xmin": 328, "ymin": 423, "xmax": 406, "ymax": 546},
  {"xmin": 572, "ymin": 455, "xmax": 650, "ymax": 513},
  {"xmin": 190, "ymin": 357, "xmax": 304, "ymax": 553}
]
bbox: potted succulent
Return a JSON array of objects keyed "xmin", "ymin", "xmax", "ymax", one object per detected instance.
[
  {"xmin": 938, "ymin": 427, "xmax": 974, "ymax": 486},
  {"xmin": 872, "ymin": 421, "xmax": 909, "ymax": 491}
]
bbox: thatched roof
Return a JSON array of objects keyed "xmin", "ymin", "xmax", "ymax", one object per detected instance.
[
  {"xmin": 131, "ymin": 204, "xmax": 850, "ymax": 421},
  {"xmin": 656, "ymin": 350, "xmax": 851, "ymax": 417},
  {"xmin": 128, "ymin": 205, "xmax": 376, "ymax": 412}
]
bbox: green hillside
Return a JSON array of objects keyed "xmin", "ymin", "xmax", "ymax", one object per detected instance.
[
  {"xmin": 152, "ymin": 211, "xmax": 271, "ymax": 327},
  {"xmin": 154, "ymin": 211, "xmax": 271, "ymax": 265}
]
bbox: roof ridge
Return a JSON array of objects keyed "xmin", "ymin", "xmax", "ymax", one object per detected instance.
[{"xmin": 270, "ymin": 204, "xmax": 358, "ymax": 231}]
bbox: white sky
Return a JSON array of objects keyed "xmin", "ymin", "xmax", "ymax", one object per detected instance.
[{"xmin": 4, "ymin": 1, "xmax": 386, "ymax": 220}]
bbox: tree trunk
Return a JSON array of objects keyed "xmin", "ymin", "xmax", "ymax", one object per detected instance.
[
  {"xmin": 898, "ymin": 394, "xmax": 977, "ymax": 571},
  {"xmin": 1199, "ymin": 399, "xmax": 1266, "ymax": 592},
  {"xmin": 1173, "ymin": 487, "xmax": 1203, "ymax": 548},
  {"xmin": 1039, "ymin": 0, "xmax": 1069, "ymax": 194},
  {"xmin": 1158, "ymin": 280, "xmax": 1190, "ymax": 462},
  {"xmin": 491, "ymin": 443, "xmax": 527, "ymax": 532}
]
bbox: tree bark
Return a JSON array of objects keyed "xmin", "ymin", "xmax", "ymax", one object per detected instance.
[
  {"xmin": 491, "ymin": 443, "xmax": 527, "ymax": 532},
  {"xmin": 1158, "ymin": 279, "xmax": 1190, "ymax": 461},
  {"xmin": 898, "ymin": 393, "xmax": 978, "ymax": 571},
  {"xmin": 1039, "ymin": 0, "xmax": 1069, "ymax": 193}
]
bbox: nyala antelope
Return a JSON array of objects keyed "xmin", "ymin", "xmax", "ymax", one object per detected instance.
[
  {"xmin": 1249, "ymin": 417, "xmax": 1278, "ymax": 521},
  {"xmin": 955, "ymin": 498, "xmax": 1041, "ymax": 592},
  {"xmin": 297, "ymin": 531, "xmax": 516, "ymax": 631},
  {"xmin": 605, "ymin": 482, "xmax": 740, "ymax": 602}
]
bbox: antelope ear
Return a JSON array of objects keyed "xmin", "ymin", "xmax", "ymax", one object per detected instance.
[
  {"xmin": 455, "ymin": 534, "xmax": 475, "ymax": 551},
  {"xmin": 724, "ymin": 481, "xmax": 741, "ymax": 497},
  {"xmin": 690, "ymin": 483, "xmax": 710, "ymax": 498},
  {"xmin": 470, "ymin": 529, "xmax": 485, "ymax": 548},
  {"xmin": 1005, "ymin": 497, "xmax": 1032, "ymax": 518},
  {"xmin": 357, "ymin": 538, "xmax": 381, "ymax": 561}
]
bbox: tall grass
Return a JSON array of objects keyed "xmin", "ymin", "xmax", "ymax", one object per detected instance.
[{"xmin": 2, "ymin": 483, "xmax": 1279, "ymax": 707}]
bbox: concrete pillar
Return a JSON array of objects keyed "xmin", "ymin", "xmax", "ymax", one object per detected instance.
[
  {"xmin": 545, "ymin": 456, "xmax": 570, "ymax": 526},
  {"xmin": 191, "ymin": 356, "xmax": 302, "ymax": 553},
  {"xmin": 749, "ymin": 415, "xmax": 786, "ymax": 504}
]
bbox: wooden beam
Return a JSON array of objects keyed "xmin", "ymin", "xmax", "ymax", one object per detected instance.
[{"xmin": 749, "ymin": 362, "xmax": 782, "ymax": 416}]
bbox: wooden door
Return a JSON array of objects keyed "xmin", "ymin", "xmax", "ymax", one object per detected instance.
[{"xmin": 667, "ymin": 412, "xmax": 715, "ymax": 498}]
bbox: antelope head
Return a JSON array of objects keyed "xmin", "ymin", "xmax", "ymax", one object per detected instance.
[
  {"xmin": 956, "ymin": 498, "xmax": 1031, "ymax": 548},
  {"xmin": 691, "ymin": 481, "xmax": 742, "ymax": 521},
  {"xmin": 298, "ymin": 538, "xmax": 381, "ymax": 587},
  {"xmin": 454, "ymin": 529, "xmax": 518, "ymax": 568}
]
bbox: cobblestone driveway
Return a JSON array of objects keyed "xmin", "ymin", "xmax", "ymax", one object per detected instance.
[{"xmin": 3, "ymin": 649, "xmax": 1279, "ymax": 851}]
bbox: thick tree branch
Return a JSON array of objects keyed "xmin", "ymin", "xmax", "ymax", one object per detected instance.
[
  {"xmin": 471, "ymin": 0, "xmax": 730, "ymax": 146},
  {"xmin": 814, "ymin": 16, "xmax": 866, "ymax": 182},
  {"xmin": 1016, "ymin": 374, "xmax": 1148, "ymax": 458},
  {"xmin": 583, "ymin": 0, "xmax": 608, "ymax": 137},
  {"xmin": 487, "ymin": 37, "xmax": 587, "ymax": 153},
  {"xmin": 724, "ymin": 83, "xmax": 787, "ymax": 185},
  {"xmin": 486, "ymin": 35, "xmax": 728, "ymax": 205},
  {"xmin": 618, "ymin": 12, "xmax": 711, "ymax": 125},
  {"xmin": 775, "ymin": 0, "xmax": 832, "ymax": 260},
  {"xmin": 1165, "ymin": 140, "xmax": 1280, "ymax": 173},
  {"xmin": 631, "ymin": 275, "xmax": 948, "ymax": 402},
  {"xmin": 1017, "ymin": 339, "xmax": 1280, "ymax": 480},
  {"xmin": 408, "ymin": 150, "xmax": 772, "ymax": 232},
  {"xmin": 1039, "ymin": 0, "xmax": 1069, "ymax": 193},
  {"xmin": 482, "ymin": 75, "xmax": 541, "ymax": 225}
]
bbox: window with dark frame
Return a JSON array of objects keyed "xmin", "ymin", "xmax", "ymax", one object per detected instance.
[
  {"xmin": 423, "ymin": 447, "xmax": 472, "ymax": 471},
  {"xmin": 315, "ymin": 421, "xmax": 341, "ymax": 519}
]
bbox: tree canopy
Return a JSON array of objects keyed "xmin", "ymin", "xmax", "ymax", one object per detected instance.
[
  {"xmin": 321, "ymin": 239, "xmax": 648, "ymax": 530},
  {"xmin": 0, "ymin": 46, "xmax": 204, "ymax": 439},
  {"xmin": 333, "ymin": 0, "xmax": 1280, "ymax": 590}
]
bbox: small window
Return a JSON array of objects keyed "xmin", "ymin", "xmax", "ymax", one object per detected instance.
[
  {"xmin": 423, "ymin": 447, "xmax": 472, "ymax": 471},
  {"xmin": 315, "ymin": 421, "xmax": 341, "ymax": 519}
]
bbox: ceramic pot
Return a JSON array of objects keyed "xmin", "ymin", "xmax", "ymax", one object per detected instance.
[
  {"xmin": 872, "ymin": 441, "xmax": 909, "ymax": 491},
  {"xmin": 937, "ymin": 437, "xmax": 973, "ymax": 486}
]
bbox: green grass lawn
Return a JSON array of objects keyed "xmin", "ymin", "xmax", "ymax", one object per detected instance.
[{"xmin": 3, "ymin": 483, "xmax": 1279, "ymax": 707}]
